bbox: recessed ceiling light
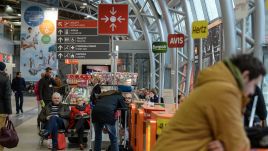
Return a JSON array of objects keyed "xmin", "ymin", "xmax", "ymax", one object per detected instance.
[
  {"xmin": 17, "ymin": 14, "xmax": 21, "ymax": 16},
  {"xmin": 83, "ymin": 3, "xmax": 87, "ymax": 6}
]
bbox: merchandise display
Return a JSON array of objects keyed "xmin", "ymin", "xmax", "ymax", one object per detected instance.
[{"xmin": 63, "ymin": 87, "xmax": 89, "ymax": 105}]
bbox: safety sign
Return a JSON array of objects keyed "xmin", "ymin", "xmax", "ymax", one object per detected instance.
[{"xmin": 98, "ymin": 4, "xmax": 128, "ymax": 35}]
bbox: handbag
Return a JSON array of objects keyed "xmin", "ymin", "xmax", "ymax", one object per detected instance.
[
  {"xmin": 0, "ymin": 116, "xmax": 19, "ymax": 148},
  {"xmin": 57, "ymin": 132, "xmax": 66, "ymax": 150}
]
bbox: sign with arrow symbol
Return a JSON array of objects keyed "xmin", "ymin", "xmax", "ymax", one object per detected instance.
[
  {"xmin": 57, "ymin": 29, "xmax": 63, "ymax": 35},
  {"xmin": 98, "ymin": 4, "xmax": 128, "ymax": 35}
]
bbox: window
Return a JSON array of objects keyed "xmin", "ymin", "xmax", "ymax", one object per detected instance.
[
  {"xmin": 205, "ymin": 0, "xmax": 219, "ymax": 20},
  {"xmin": 192, "ymin": 0, "xmax": 205, "ymax": 20}
]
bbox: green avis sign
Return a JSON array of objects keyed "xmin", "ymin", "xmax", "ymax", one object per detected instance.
[{"xmin": 152, "ymin": 42, "xmax": 167, "ymax": 53}]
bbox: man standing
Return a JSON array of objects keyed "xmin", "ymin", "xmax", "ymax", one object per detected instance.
[
  {"xmin": 11, "ymin": 72, "xmax": 26, "ymax": 114},
  {"xmin": 0, "ymin": 62, "xmax": 12, "ymax": 151},
  {"xmin": 153, "ymin": 54, "xmax": 266, "ymax": 151},
  {"xmin": 39, "ymin": 67, "xmax": 56, "ymax": 106}
]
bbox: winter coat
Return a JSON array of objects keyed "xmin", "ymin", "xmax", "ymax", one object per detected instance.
[
  {"xmin": 92, "ymin": 90, "xmax": 127, "ymax": 124},
  {"xmin": 68, "ymin": 104, "xmax": 90, "ymax": 129},
  {"xmin": 38, "ymin": 102, "xmax": 70, "ymax": 123},
  {"xmin": 0, "ymin": 72, "xmax": 12, "ymax": 114},
  {"xmin": 38, "ymin": 76, "xmax": 56, "ymax": 101},
  {"xmin": 34, "ymin": 81, "xmax": 40, "ymax": 101},
  {"xmin": 11, "ymin": 77, "xmax": 26, "ymax": 93},
  {"xmin": 153, "ymin": 61, "xmax": 250, "ymax": 151}
]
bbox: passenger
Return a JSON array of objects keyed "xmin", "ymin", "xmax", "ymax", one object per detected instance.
[
  {"xmin": 54, "ymin": 75, "xmax": 62, "ymax": 93},
  {"xmin": 0, "ymin": 62, "xmax": 12, "ymax": 151},
  {"xmin": 34, "ymin": 73, "xmax": 45, "ymax": 114},
  {"xmin": 11, "ymin": 72, "xmax": 26, "ymax": 114},
  {"xmin": 39, "ymin": 67, "xmax": 56, "ymax": 106},
  {"xmin": 38, "ymin": 92, "xmax": 70, "ymax": 151},
  {"xmin": 92, "ymin": 90, "xmax": 127, "ymax": 151},
  {"xmin": 244, "ymin": 86, "xmax": 267, "ymax": 127},
  {"xmin": 153, "ymin": 54, "xmax": 266, "ymax": 151},
  {"xmin": 68, "ymin": 98, "xmax": 90, "ymax": 150},
  {"xmin": 149, "ymin": 88, "xmax": 163, "ymax": 103},
  {"xmin": 90, "ymin": 77, "xmax": 101, "ymax": 105}
]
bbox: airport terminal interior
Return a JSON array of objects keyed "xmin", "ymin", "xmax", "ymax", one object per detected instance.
[{"xmin": 0, "ymin": 0, "xmax": 268, "ymax": 150}]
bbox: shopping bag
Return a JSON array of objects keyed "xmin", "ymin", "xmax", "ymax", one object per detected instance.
[
  {"xmin": 0, "ymin": 116, "xmax": 19, "ymax": 148},
  {"xmin": 57, "ymin": 132, "xmax": 66, "ymax": 150}
]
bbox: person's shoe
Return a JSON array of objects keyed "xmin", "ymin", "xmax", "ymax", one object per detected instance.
[
  {"xmin": 16, "ymin": 112, "xmax": 19, "ymax": 115},
  {"xmin": 20, "ymin": 109, "xmax": 23, "ymax": 113}
]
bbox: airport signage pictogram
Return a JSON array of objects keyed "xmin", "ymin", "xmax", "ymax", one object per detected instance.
[{"xmin": 98, "ymin": 4, "xmax": 128, "ymax": 35}]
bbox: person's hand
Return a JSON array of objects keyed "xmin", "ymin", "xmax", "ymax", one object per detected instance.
[
  {"xmin": 208, "ymin": 140, "xmax": 224, "ymax": 151},
  {"xmin": 46, "ymin": 115, "xmax": 51, "ymax": 120},
  {"xmin": 40, "ymin": 100, "xmax": 45, "ymax": 108}
]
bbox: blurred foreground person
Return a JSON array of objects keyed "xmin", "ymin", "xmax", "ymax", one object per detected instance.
[
  {"xmin": 153, "ymin": 54, "xmax": 266, "ymax": 151},
  {"xmin": 0, "ymin": 62, "xmax": 12, "ymax": 151}
]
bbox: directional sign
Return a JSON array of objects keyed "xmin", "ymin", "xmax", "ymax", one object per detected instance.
[
  {"xmin": 168, "ymin": 34, "xmax": 184, "ymax": 48},
  {"xmin": 58, "ymin": 52, "xmax": 63, "ymax": 59},
  {"xmin": 192, "ymin": 20, "xmax": 208, "ymax": 39},
  {"xmin": 98, "ymin": 4, "xmax": 128, "ymax": 35},
  {"xmin": 59, "ymin": 44, "xmax": 109, "ymax": 52},
  {"xmin": 57, "ymin": 20, "xmax": 110, "ymax": 59},
  {"xmin": 57, "ymin": 52, "xmax": 110, "ymax": 59}
]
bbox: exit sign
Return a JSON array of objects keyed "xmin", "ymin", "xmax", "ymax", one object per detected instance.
[{"xmin": 168, "ymin": 34, "xmax": 184, "ymax": 48}]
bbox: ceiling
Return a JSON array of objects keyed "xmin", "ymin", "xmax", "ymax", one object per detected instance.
[{"xmin": 0, "ymin": 0, "xmax": 99, "ymax": 26}]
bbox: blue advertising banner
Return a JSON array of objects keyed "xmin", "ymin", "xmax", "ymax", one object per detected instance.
[{"xmin": 20, "ymin": 1, "xmax": 58, "ymax": 81}]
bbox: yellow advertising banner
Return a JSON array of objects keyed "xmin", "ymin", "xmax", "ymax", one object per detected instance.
[
  {"xmin": 157, "ymin": 118, "xmax": 170, "ymax": 135},
  {"xmin": 266, "ymin": 0, "xmax": 268, "ymax": 9},
  {"xmin": 192, "ymin": 20, "xmax": 208, "ymax": 39}
]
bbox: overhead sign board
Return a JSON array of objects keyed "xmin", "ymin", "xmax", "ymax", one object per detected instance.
[
  {"xmin": 152, "ymin": 42, "xmax": 167, "ymax": 53},
  {"xmin": 234, "ymin": 0, "xmax": 248, "ymax": 20},
  {"xmin": 168, "ymin": 34, "xmax": 184, "ymax": 48},
  {"xmin": 192, "ymin": 20, "xmax": 208, "ymax": 39},
  {"xmin": 56, "ymin": 20, "xmax": 110, "ymax": 59},
  {"xmin": 98, "ymin": 4, "xmax": 128, "ymax": 35}
]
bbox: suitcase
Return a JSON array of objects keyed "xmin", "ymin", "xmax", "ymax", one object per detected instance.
[{"xmin": 107, "ymin": 109, "xmax": 133, "ymax": 151}]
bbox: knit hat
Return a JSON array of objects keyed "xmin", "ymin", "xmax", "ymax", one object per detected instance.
[{"xmin": 0, "ymin": 62, "xmax": 6, "ymax": 71}]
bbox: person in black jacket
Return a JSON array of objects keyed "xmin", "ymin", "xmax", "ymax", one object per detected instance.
[
  {"xmin": 39, "ymin": 67, "xmax": 56, "ymax": 106},
  {"xmin": 0, "ymin": 62, "xmax": 12, "ymax": 151},
  {"xmin": 92, "ymin": 90, "xmax": 127, "ymax": 151},
  {"xmin": 11, "ymin": 72, "xmax": 26, "ymax": 114},
  {"xmin": 90, "ymin": 77, "xmax": 101, "ymax": 105},
  {"xmin": 244, "ymin": 86, "xmax": 267, "ymax": 127}
]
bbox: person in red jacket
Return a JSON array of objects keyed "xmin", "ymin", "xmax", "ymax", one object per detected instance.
[
  {"xmin": 68, "ymin": 98, "xmax": 90, "ymax": 150},
  {"xmin": 34, "ymin": 73, "xmax": 45, "ymax": 113}
]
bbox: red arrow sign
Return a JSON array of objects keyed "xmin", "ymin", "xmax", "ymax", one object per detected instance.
[
  {"xmin": 168, "ymin": 34, "xmax": 185, "ymax": 48},
  {"xmin": 98, "ymin": 4, "xmax": 128, "ymax": 35}
]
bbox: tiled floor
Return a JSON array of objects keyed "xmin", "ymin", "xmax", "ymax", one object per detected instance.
[{"xmin": 6, "ymin": 95, "xmax": 109, "ymax": 151}]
